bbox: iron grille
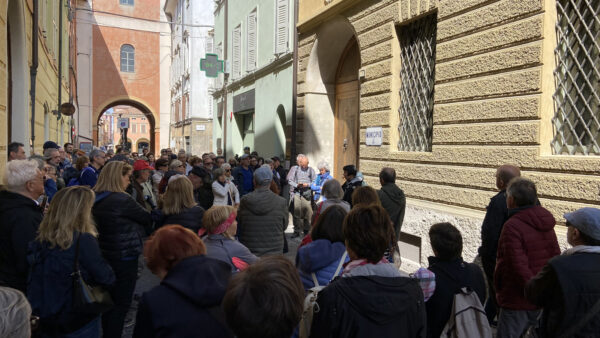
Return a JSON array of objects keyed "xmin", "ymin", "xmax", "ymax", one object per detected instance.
[
  {"xmin": 397, "ymin": 14, "xmax": 437, "ymax": 152},
  {"xmin": 552, "ymin": 0, "xmax": 600, "ymax": 155}
]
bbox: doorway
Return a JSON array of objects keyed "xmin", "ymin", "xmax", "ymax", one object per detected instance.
[{"xmin": 334, "ymin": 37, "xmax": 360, "ymax": 178}]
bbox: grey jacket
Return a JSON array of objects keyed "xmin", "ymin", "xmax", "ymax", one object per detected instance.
[
  {"xmin": 203, "ymin": 234, "xmax": 258, "ymax": 272},
  {"xmin": 237, "ymin": 187, "xmax": 288, "ymax": 256}
]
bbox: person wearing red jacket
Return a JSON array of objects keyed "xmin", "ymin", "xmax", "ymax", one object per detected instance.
[{"xmin": 494, "ymin": 177, "xmax": 560, "ymax": 337}]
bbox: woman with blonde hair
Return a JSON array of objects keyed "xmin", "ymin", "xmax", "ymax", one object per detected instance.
[
  {"xmin": 28, "ymin": 186, "xmax": 115, "ymax": 337},
  {"xmin": 201, "ymin": 206, "xmax": 258, "ymax": 272},
  {"xmin": 91, "ymin": 161, "xmax": 152, "ymax": 338},
  {"xmin": 156, "ymin": 176, "xmax": 204, "ymax": 233}
]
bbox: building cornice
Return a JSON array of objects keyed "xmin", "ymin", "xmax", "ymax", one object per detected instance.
[{"xmin": 297, "ymin": 0, "xmax": 363, "ymax": 33}]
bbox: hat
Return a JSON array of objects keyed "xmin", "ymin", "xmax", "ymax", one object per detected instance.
[
  {"xmin": 243, "ymin": 146, "xmax": 250, "ymax": 150},
  {"xmin": 564, "ymin": 208, "xmax": 600, "ymax": 241},
  {"xmin": 254, "ymin": 166, "xmax": 273, "ymax": 186},
  {"xmin": 240, "ymin": 154, "xmax": 250, "ymax": 160},
  {"xmin": 133, "ymin": 160, "xmax": 154, "ymax": 171},
  {"xmin": 271, "ymin": 156, "xmax": 281, "ymax": 162},
  {"xmin": 43, "ymin": 141, "xmax": 59, "ymax": 150},
  {"xmin": 189, "ymin": 166, "xmax": 207, "ymax": 178}
]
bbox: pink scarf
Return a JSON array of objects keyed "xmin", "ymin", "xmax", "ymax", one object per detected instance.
[
  {"xmin": 342, "ymin": 257, "xmax": 388, "ymax": 275},
  {"xmin": 198, "ymin": 211, "xmax": 236, "ymax": 237}
]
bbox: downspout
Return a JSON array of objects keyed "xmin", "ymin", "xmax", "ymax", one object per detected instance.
[
  {"xmin": 29, "ymin": 0, "xmax": 39, "ymax": 151},
  {"xmin": 58, "ymin": 0, "xmax": 64, "ymax": 127},
  {"xmin": 291, "ymin": 0, "xmax": 298, "ymax": 165},
  {"xmin": 222, "ymin": 0, "xmax": 228, "ymax": 159}
]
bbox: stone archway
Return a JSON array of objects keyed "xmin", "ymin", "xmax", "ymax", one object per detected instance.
[
  {"xmin": 94, "ymin": 97, "xmax": 159, "ymax": 153},
  {"xmin": 7, "ymin": 0, "xmax": 29, "ymax": 150},
  {"xmin": 304, "ymin": 16, "xmax": 359, "ymax": 178}
]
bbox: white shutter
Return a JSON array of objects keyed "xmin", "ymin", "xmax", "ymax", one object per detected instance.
[
  {"xmin": 233, "ymin": 25, "xmax": 241, "ymax": 78},
  {"xmin": 206, "ymin": 36, "xmax": 214, "ymax": 54},
  {"xmin": 247, "ymin": 10, "xmax": 257, "ymax": 71},
  {"xmin": 275, "ymin": 0, "xmax": 289, "ymax": 54}
]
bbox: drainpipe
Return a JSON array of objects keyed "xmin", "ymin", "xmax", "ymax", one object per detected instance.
[
  {"xmin": 58, "ymin": 0, "xmax": 64, "ymax": 125},
  {"xmin": 29, "ymin": 0, "xmax": 39, "ymax": 151},
  {"xmin": 222, "ymin": 0, "xmax": 228, "ymax": 159},
  {"xmin": 291, "ymin": 0, "xmax": 298, "ymax": 165}
]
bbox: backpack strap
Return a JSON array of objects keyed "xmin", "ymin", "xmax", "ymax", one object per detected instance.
[
  {"xmin": 558, "ymin": 296, "xmax": 600, "ymax": 338},
  {"xmin": 311, "ymin": 273, "xmax": 320, "ymax": 288},
  {"xmin": 332, "ymin": 251, "xmax": 347, "ymax": 279}
]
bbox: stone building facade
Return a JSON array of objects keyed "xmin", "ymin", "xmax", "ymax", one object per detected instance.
[
  {"xmin": 0, "ymin": 0, "xmax": 74, "ymax": 181},
  {"xmin": 297, "ymin": 0, "xmax": 600, "ymax": 268}
]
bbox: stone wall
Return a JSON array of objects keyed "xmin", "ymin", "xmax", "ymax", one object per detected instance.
[{"xmin": 297, "ymin": 0, "xmax": 595, "ymax": 265}]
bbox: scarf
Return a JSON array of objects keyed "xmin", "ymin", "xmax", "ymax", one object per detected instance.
[
  {"xmin": 198, "ymin": 211, "xmax": 236, "ymax": 237},
  {"xmin": 342, "ymin": 258, "xmax": 388, "ymax": 275}
]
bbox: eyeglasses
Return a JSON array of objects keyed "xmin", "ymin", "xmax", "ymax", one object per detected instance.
[{"xmin": 225, "ymin": 169, "xmax": 231, "ymax": 172}]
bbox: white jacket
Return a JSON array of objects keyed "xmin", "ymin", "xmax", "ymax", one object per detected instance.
[{"xmin": 212, "ymin": 180, "xmax": 240, "ymax": 206}]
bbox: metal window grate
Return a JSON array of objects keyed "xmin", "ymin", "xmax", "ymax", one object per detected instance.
[
  {"xmin": 397, "ymin": 14, "xmax": 437, "ymax": 152},
  {"xmin": 552, "ymin": 0, "xmax": 600, "ymax": 155}
]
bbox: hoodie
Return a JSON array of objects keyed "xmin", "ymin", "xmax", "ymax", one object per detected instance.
[
  {"xmin": 342, "ymin": 176, "xmax": 363, "ymax": 206},
  {"xmin": 0, "ymin": 190, "xmax": 43, "ymax": 292},
  {"xmin": 495, "ymin": 205, "xmax": 560, "ymax": 310},
  {"xmin": 237, "ymin": 188, "xmax": 288, "ymax": 256},
  {"xmin": 297, "ymin": 240, "xmax": 349, "ymax": 289},
  {"xmin": 133, "ymin": 255, "xmax": 233, "ymax": 338},
  {"xmin": 377, "ymin": 183, "xmax": 406, "ymax": 239},
  {"xmin": 310, "ymin": 262, "xmax": 426, "ymax": 338}
]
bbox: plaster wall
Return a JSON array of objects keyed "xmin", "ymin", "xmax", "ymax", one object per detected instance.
[{"xmin": 297, "ymin": 0, "xmax": 597, "ymax": 265}]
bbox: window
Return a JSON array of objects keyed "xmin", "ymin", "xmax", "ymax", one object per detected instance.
[
  {"xmin": 131, "ymin": 123, "xmax": 137, "ymax": 133},
  {"xmin": 247, "ymin": 9, "xmax": 257, "ymax": 71},
  {"xmin": 206, "ymin": 35, "xmax": 214, "ymax": 54},
  {"xmin": 552, "ymin": 0, "xmax": 600, "ymax": 155},
  {"xmin": 141, "ymin": 124, "xmax": 146, "ymax": 134},
  {"xmin": 120, "ymin": 44, "xmax": 135, "ymax": 72},
  {"xmin": 275, "ymin": 0, "xmax": 289, "ymax": 54},
  {"xmin": 120, "ymin": 0, "xmax": 134, "ymax": 5},
  {"xmin": 232, "ymin": 25, "xmax": 242, "ymax": 78},
  {"xmin": 397, "ymin": 14, "xmax": 437, "ymax": 152}
]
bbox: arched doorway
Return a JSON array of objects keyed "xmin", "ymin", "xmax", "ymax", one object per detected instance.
[
  {"xmin": 334, "ymin": 37, "xmax": 360, "ymax": 176},
  {"xmin": 95, "ymin": 100, "xmax": 157, "ymax": 154},
  {"xmin": 7, "ymin": 0, "xmax": 29, "ymax": 149}
]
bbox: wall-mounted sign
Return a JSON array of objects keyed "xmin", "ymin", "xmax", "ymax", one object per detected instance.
[
  {"xmin": 365, "ymin": 127, "xmax": 383, "ymax": 146},
  {"xmin": 196, "ymin": 124, "xmax": 206, "ymax": 131},
  {"xmin": 200, "ymin": 53, "xmax": 224, "ymax": 78},
  {"xmin": 118, "ymin": 118, "xmax": 130, "ymax": 129},
  {"xmin": 233, "ymin": 89, "xmax": 255, "ymax": 113}
]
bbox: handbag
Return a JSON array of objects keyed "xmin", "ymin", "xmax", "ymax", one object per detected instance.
[{"xmin": 71, "ymin": 234, "xmax": 114, "ymax": 314}]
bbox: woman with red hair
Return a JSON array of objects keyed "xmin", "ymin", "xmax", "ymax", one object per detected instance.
[{"xmin": 133, "ymin": 225, "xmax": 233, "ymax": 338}]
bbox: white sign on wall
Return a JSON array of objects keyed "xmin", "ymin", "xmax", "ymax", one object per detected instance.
[
  {"xmin": 196, "ymin": 124, "xmax": 206, "ymax": 131},
  {"xmin": 365, "ymin": 127, "xmax": 383, "ymax": 146}
]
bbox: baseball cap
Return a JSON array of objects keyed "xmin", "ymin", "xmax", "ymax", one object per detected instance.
[
  {"xmin": 564, "ymin": 207, "xmax": 600, "ymax": 241},
  {"xmin": 133, "ymin": 160, "xmax": 154, "ymax": 171},
  {"xmin": 240, "ymin": 154, "xmax": 250, "ymax": 160},
  {"xmin": 254, "ymin": 166, "xmax": 273, "ymax": 186},
  {"xmin": 243, "ymin": 146, "xmax": 250, "ymax": 150}
]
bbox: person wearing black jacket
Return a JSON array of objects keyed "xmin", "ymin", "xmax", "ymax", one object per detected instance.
[
  {"xmin": 426, "ymin": 223, "xmax": 486, "ymax": 338},
  {"xmin": 311, "ymin": 205, "xmax": 426, "ymax": 337},
  {"xmin": 478, "ymin": 165, "xmax": 520, "ymax": 323},
  {"xmin": 377, "ymin": 168, "xmax": 406, "ymax": 241},
  {"xmin": 0, "ymin": 159, "xmax": 45, "ymax": 292},
  {"xmin": 156, "ymin": 175, "xmax": 204, "ymax": 233},
  {"xmin": 134, "ymin": 225, "xmax": 233, "ymax": 338},
  {"xmin": 92, "ymin": 161, "xmax": 152, "ymax": 338}
]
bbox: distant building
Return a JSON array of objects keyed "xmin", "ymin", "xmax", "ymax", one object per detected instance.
[
  {"xmin": 212, "ymin": 0, "xmax": 294, "ymax": 159},
  {"xmin": 164, "ymin": 0, "xmax": 214, "ymax": 155},
  {"xmin": 98, "ymin": 106, "xmax": 151, "ymax": 152}
]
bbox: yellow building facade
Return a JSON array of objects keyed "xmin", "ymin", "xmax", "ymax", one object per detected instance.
[
  {"xmin": 297, "ymin": 0, "xmax": 600, "ymax": 267},
  {"xmin": 0, "ymin": 0, "xmax": 73, "ymax": 181}
]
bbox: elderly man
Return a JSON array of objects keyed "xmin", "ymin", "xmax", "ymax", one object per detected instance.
[
  {"xmin": 287, "ymin": 154, "xmax": 316, "ymax": 238},
  {"xmin": 80, "ymin": 149, "xmax": 106, "ymax": 188},
  {"xmin": 237, "ymin": 166, "xmax": 288, "ymax": 256},
  {"xmin": 7, "ymin": 142, "xmax": 26, "ymax": 161},
  {"xmin": 233, "ymin": 154, "xmax": 254, "ymax": 197},
  {"xmin": 377, "ymin": 168, "xmax": 406, "ymax": 241},
  {"xmin": 526, "ymin": 207, "xmax": 600, "ymax": 337},
  {"xmin": 0, "ymin": 160, "xmax": 45, "ymax": 292}
]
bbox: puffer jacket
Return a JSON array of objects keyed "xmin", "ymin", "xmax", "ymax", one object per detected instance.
[
  {"xmin": 296, "ymin": 239, "xmax": 349, "ymax": 290},
  {"xmin": 237, "ymin": 187, "xmax": 288, "ymax": 256},
  {"xmin": 495, "ymin": 205, "xmax": 560, "ymax": 310},
  {"xmin": 212, "ymin": 180, "xmax": 240, "ymax": 206},
  {"xmin": 92, "ymin": 192, "xmax": 153, "ymax": 261},
  {"xmin": 203, "ymin": 234, "xmax": 258, "ymax": 272},
  {"xmin": 158, "ymin": 206, "xmax": 205, "ymax": 234},
  {"xmin": 342, "ymin": 176, "xmax": 363, "ymax": 206},
  {"xmin": 311, "ymin": 171, "xmax": 333, "ymax": 201}
]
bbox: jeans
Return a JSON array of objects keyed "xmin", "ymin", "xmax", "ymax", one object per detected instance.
[
  {"xmin": 481, "ymin": 255, "xmax": 498, "ymax": 323},
  {"xmin": 496, "ymin": 308, "xmax": 540, "ymax": 338},
  {"xmin": 102, "ymin": 258, "xmax": 138, "ymax": 338},
  {"xmin": 293, "ymin": 194, "xmax": 312, "ymax": 234},
  {"xmin": 63, "ymin": 317, "xmax": 100, "ymax": 338}
]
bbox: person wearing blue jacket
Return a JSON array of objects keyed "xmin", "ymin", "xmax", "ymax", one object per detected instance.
[
  {"xmin": 311, "ymin": 161, "xmax": 333, "ymax": 202},
  {"xmin": 27, "ymin": 186, "xmax": 115, "ymax": 337},
  {"xmin": 296, "ymin": 205, "xmax": 349, "ymax": 289}
]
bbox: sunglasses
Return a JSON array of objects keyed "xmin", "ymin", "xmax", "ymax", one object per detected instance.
[{"xmin": 225, "ymin": 169, "xmax": 231, "ymax": 172}]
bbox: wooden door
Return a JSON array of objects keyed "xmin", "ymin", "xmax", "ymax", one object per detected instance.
[{"xmin": 333, "ymin": 37, "xmax": 360, "ymax": 178}]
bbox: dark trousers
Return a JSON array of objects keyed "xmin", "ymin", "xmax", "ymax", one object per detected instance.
[
  {"xmin": 481, "ymin": 255, "xmax": 498, "ymax": 324},
  {"xmin": 102, "ymin": 258, "xmax": 138, "ymax": 338}
]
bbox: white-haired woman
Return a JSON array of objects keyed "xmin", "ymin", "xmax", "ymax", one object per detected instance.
[
  {"xmin": 28, "ymin": 186, "xmax": 115, "ymax": 337},
  {"xmin": 212, "ymin": 168, "xmax": 240, "ymax": 207},
  {"xmin": 310, "ymin": 160, "xmax": 333, "ymax": 203}
]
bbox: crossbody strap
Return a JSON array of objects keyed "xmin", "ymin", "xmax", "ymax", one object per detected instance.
[
  {"xmin": 559, "ymin": 296, "xmax": 600, "ymax": 338},
  {"xmin": 333, "ymin": 251, "xmax": 348, "ymax": 278},
  {"xmin": 72, "ymin": 233, "xmax": 81, "ymax": 274}
]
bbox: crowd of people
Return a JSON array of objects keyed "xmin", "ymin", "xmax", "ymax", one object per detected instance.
[{"xmin": 0, "ymin": 140, "xmax": 599, "ymax": 337}]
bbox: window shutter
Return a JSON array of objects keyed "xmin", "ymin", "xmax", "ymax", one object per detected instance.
[
  {"xmin": 247, "ymin": 10, "xmax": 257, "ymax": 71},
  {"xmin": 275, "ymin": 0, "xmax": 289, "ymax": 54},
  {"xmin": 233, "ymin": 25, "xmax": 241, "ymax": 78},
  {"xmin": 206, "ymin": 37, "xmax": 214, "ymax": 54}
]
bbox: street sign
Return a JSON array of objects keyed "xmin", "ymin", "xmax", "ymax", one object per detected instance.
[
  {"xmin": 366, "ymin": 127, "xmax": 383, "ymax": 146},
  {"xmin": 118, "ymin": 118, "xmax": 130, "ymax": 129},
  {"xmin": 200, "ymin": 53, "xmax": 224, "ymax": 78}
]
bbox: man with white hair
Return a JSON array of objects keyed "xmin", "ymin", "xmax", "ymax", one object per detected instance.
[
  {"xmin": 0, "ymin": 286, "xmax": 32, "ymax": 338},
  {"xmin": 0, "ymin": 160, "xmax": 45, "ymax": 292},
  {"xmin": 287, "ymin": 154, "xmax": 316, "ymax": 238}
]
